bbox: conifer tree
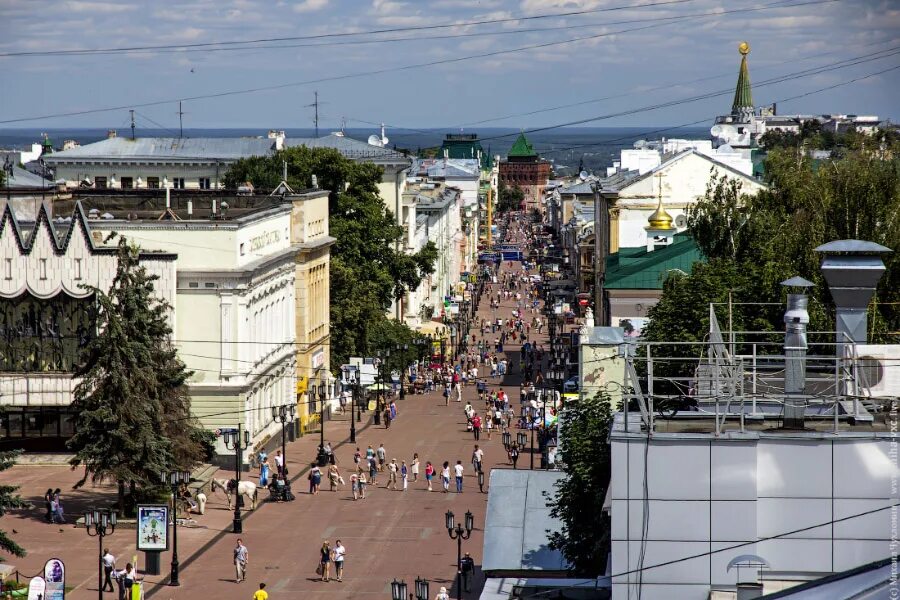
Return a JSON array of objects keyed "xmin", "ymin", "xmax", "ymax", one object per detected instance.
[
  {"xmin": 68, "ymin": 237, "xmax": 206, "ymax": 509},
  {"xmin": 0, "ymin": 450, "xmax": 26, "ymax": 558}
]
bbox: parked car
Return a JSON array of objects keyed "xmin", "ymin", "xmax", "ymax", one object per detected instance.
[{"xmin": 563, "ymin": 376, "xmax": 580, "ymax": 393}]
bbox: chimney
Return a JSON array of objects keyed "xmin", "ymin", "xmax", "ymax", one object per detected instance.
[
  {"xmin": 187, "ymin": 199, "xmax": 193, "ymax": 217},
  {"xmin": 736, "ymin": 583, "xmax": 763, "ymax": 600},
  {"xmin": 815, "ymin": 240, "xmax": 891, "ymax": 357},
  {"xmin": 781, "ymin": 276, "xmax": 813, "ymax": 428},
  {"xmin": 165, "ymin": 186, "xmax": 171, "ymax": 209},
  {"xmin": 107, "ymin": 129, "xmax": 117, "ymax": 139},
  {"xmin": 268, "ymin": 130, "xmax": 286, "ymax": 151}
]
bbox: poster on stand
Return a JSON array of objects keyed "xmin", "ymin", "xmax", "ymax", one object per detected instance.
[
  {"xmin": 136, "ymin": 505, "xmax": 169, "ymax": 551},
  {"xmin": 43, "ymin": 558, "xmax": 65, "ymax": 600},
  {"xmin": 27, "ymin": 576, "xmax": 45, "ymax": 600}
]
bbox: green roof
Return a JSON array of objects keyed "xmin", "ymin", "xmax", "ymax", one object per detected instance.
[
  {"xmin": 440, "ymin": 134, "xmax": 492, "ymax": 169},
  {"xmin": 732, "ymin": 53, "xmax": 753, "ymax": 113},
  {"xmin": 507, "ymin": 133, "xmax": 537, "ymax": 158},
  {"xmin": 604, "ymin": 232, "xmax": 703, "ymax": 290}
]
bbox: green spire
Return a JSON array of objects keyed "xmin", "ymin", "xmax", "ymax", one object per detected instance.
[
  {"xmin": 507, "ymin": 133, "xmax": 537, "ymax": 158},
  {"xmin": 732, "ymin": 41, "xmax": 753, "ymax": 115}
]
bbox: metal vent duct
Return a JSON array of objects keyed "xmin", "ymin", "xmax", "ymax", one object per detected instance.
[
  {"xmin": 782, "ymin": 276, "xmax": 813, "ymax": 428},
  {"xmin": 815, "ymin": 240, "xmax": 891, "ymax": 356}
]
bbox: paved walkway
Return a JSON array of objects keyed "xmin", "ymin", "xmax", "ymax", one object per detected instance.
[{"xmin": 1, "ymin": 216, "xmax": 547, "ymax": 599}]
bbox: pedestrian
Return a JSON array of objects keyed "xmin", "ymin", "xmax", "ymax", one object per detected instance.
[
  {"xmin": 333, "ymin": 540, "xmax": 346, "ymax": 582},
  {"xmin": 435, "ymin": 585, "xmax": 450, "ymax": 600},
  {"xmin": 319, "ymin": 540, "xmax": 332, "ymax": 582},
  {"xmin": 389, "ymin": 399, "xmax": 397, "ymax": 420},
  {"xmin": 383, "ymin": 405, "xmax": 392, "ymax": 429},
  {"xmin": 377, "ymin": 444, "xmax": 387, "ymax": 471},
  {"xmin": 253, "ymin": 583, "xmax": 268, "ymax": 600},
  {"xmin": 357, "ymin": 471, "xmax": 367, "ymax": 499},
  {"xmin": 273, "ymin": 450, "xmax": 284, "ymax": 477},
  {"xmin": 387, "ymin": 458, "xmax": 398, "ymax": 490},
  {"xmin": 425, "ymin": 461, "xmax": 435, "ymax": 492},
  {"xmin": 43, "ymin": 488, "xmax": 53, "ymax": 523},
  {"xmin": 472, "ymin": 413, "xmax": 482, "ymax": 440},
  {"xmin": 52, "ymin": 489, "xmax": 65, "ymax": 524},
  {"xmin": 460, "ymin": 552, "xmax": 476, "ymax": 592},
  {"xmin": 324, "ymin": 442, "xmax": 335, "ymax": 465},
  {"xmin": 102, "ymin": 548, "xmax": 115, "ymax": 592},
  {"xmin": 259, "ymin": 456, "xmax": 270, "ymax": 488},
  {"xmin": 234, "ymin": 539, "xmax": 249, "ymax": 583},
  {"xmin": 121, "ymin": 563, "xmax": 140, "ymax": 600},
  {"xmin": 366, "ymin": 445, "xmax": 375, "ymax": 461},
  {"xmin": 472, "ymin": 445, "xmax": 484, "ymax": 474},
  {"xmin": 327, "ymin": 464, "xmax": 340, "ymax": 492},
  {"xmin": 454, "ymin": 460, "xmax": 464, "ymax": 493},
  {"xmin": 350, "ymin": 472, "xmax": 359, "ymax": 500},
  {"xmin": 441, "ymin": 461, "xmax": 451, "ymax": 493},
  {"xmin": 401, "ymin": 460, "xmax": 409, "ymax": 491},
  {"xmin": 411, "ymin": 453, "xmax": 420, "ymax": 482},
  {"xmin": 354, "ymin": 447, "xmax": 362, "ymax": 465},
  {"xmin": 509, "ymin": 445, "xmax": 520, "ymax": 468},
  {"xmin": 368, "ymin": 456, "xmax": 378, "ymax": 486},
  {"xmin": 309, "ymin": 462, "xmax": 322, "ymax": 494}
]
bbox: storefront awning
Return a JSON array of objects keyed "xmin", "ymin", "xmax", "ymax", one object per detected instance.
[{"xmin": 415, "ymin": 320, "xmax": 450, "ymax": 339}]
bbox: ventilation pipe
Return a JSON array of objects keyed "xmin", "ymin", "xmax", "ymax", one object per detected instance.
[
  {"xmin": 736, "ymin": 583, "xmax": 764, "ymax": 600},
  {"xmin": 781, "ymin": 276, "xmax": 813, "ymax": 429},
  {"xmin": 186, "ymin": 199, "xmax": 193, "ymax": 217},
  {"xmin": 165, "ymin": 186, "xmax": 171, "ymax": 209},
  {"xmin": 815, "ymin": 240, "xmax": 891, "ymax": 357}
]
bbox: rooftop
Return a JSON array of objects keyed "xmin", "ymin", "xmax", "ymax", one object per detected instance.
[
  {"xmin": 507, "ymin": 133, "xmax": 537, "ymax": 158},
  {"xmin": 43, "ymin": 136, "xmax": 276, "ymax": 162},
  {"xmin": 285, "ymin": 133, "xmax": 409, "ymax": 164},
  {"xmin": 604, "ymin": 232, "xmax": 702, "ymax": 290},
  {"xmin": 412, "ymin": 158, "xmax": 480, "ymax": 179}
]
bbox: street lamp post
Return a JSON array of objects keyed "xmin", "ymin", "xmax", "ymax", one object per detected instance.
[
  {"xmin": 318, "ymin": 381, "xmax": 327, "ymax": 465},
  {"xmin": 348, "ymin": 372, "xmax": 358, "ymax": 443},
  {"xmin": 445, "ymin": 510, "xmax": 474, "ymax": 600},
  {"xmin": 271, "ymin": 404, "xmax": 295, "ymax": 477},
  {"xmin": 397, "ymin": 344, "xmax": 408, "ymax": 400},
  {"xmin": 222, "ymin": 425, "xmax": 250, "ymax": 533},
  {"xmin": 390, "ymin": 579, "xmax": 408, "ymax": 600},
  {"xmin": 159, "ymin": 470, "xmax": 191, "ymax": 586},
  {"xmin": 415, "ymin": 576, "xmax": 430, "ymax": 600},
  {"xmin": 516, "ymin": 431, "xmax": 527, "ymax": 469},
  {"xmin": 84, "ymin": 508, "xmax": 117, "ymax": 600}
]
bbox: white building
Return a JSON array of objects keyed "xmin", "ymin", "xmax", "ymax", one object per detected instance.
[
  {"xmin": 71, "ymin": 196, "xmax": 300, "ymax": 466},
  {"xmin": 0, "ymin": 202, "xmax": 176, "ymax": 451}
]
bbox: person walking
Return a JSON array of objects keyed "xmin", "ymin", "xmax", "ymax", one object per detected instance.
[
  {"xmin": 425, "ymin": 461, "xmax": 434, "ymax": 492},
  {"xmin": 319, "ymin": 540, "xmax": 332, "ymax": 582},
  {"xmin": 273, "ymin": 450, "xmax": 284, "ymax": 477},
  {"xmin": 441, "ymin": 461, "xmax": 451, "ymax": 493},
  {"xmin": 259, "ymin": 456, "xmax": 270, "ymax": 488},
  {"xmin": 434, "ymin": 585, "xmax": 450, "ymax": 600},
  {"xmin": 454, "ymin": 460, "xmax": 464, "ymax": 493},
  {"xmin": 43, "ymin": 488, "xmax": 53, "ymax": 523},
  {"xmin": 411, "ymin": 454, "xmax": 420, "ymax": 482},
  {"xmin": 52, "ymin": 489, "xmax": 65, "ymax": 524},
  {"xmin": 253, "ymin": 583, "xmax": 268, "ymax": 600},
  {"xmin": 101, "ymin": 548, "xmax": 115, "ymax": 592},
  {"xmin": 234, "ymin": 539, "xmax": 249, "ymax": 583},
  {"xmin": 401, "ymin": 461, "xmax": 409, "ymax": 491},
  {"xmin": 309, "ymin": 463, "xmax": 322, "ymax": 494},
  {"xmin": 376, "ymin": 444, "xmax": 387, "ymax": 472},
  {"xmin": 387, "ymin": 459, "xmax": 398, "ymax": 490},
  {"xmin": 357, "ymin": 471, "xmax": 367, "ymax": 499},
  {"xmin": 472, "ymin": 445, "xmax": 484, "ymax": 474},
  {"xmin": 350, "ymin": 472, "xmax": 359, "ymax": 500},
  {"xmin": 471, "ymin": 413, "xmax": 482, "ymax": 440},
  {"xmin": 368, "ymin": 456, "xmax": 378, "ymax": 486},
  {"xmin": 460, "ymin": 552, "xmax": 476, "ymax": 592},
  {"xmin": 327, "ymin": 464, "xmax": 340, "ymax": 492},
  {"xmin": 333, "ymin": 540, "xmax": 346, "ymax": 582}
]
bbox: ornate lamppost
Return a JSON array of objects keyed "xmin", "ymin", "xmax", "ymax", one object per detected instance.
[
  {"xmin": 223, "ymin": 426, "xmax": 250, "ymax": 533},
  {"xmin": 272, "ymin": 404, "xmax": 295, "ymax": 477},
  {"xmin": 159, "ymin": 470, "xmax": 191, "ymax": 586},
  {"xmin": 445, "ymin": 510, "xmax": 474, "ymax": 600},
  {"xmin": 84, "ymin": 508, "xmax": 117, "ymax": 600}
]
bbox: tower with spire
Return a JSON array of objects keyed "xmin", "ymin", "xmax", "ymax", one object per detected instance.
[{"xmin": 731, "ymin": 41, "xmax": 754, "ymax": 122}]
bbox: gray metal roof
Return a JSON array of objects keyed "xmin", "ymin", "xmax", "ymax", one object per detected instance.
[
  {"xmin": 560, "ymin": 180, "xmax": 597, "ymax": 195},
  {"xmin": 285, "ymin": 134, "xmax": 409, "ymax": 163},
  {"xmin": 482, "ymin": 469, "xmax": 569, "ymax": 573},
  {"xmin": 814, "ymin": 239, "xmax": 892, "ymax": 254},
  {"xmin": 6, "ymin": 166, "xmax": 52, "ymax": 188},
  {"xmin": 759, "ymin": 557, "xmax": 893, "ymax": 599},
  {"xmin": 43, "ymin": 137, "xmax": 275, "ymax": 161},
  {"xmin": 413, "ymin": 158, "xmax": 480, "ymax": 179}
]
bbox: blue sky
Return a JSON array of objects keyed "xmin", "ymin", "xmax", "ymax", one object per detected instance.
[{"xmin": 1, "ymin": 0, "xmax": 897, "ymax": 132}]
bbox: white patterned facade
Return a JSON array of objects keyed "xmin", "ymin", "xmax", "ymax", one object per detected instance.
[{"xmin": 0, "ymin": 202, "xmax": 176, "ymax": 449}]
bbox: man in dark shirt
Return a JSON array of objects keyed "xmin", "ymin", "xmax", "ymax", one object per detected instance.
[{"xmin": 459, "ymin": 552, "xmax": 475, "ymax": 592}]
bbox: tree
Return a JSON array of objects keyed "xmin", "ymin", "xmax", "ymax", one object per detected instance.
[
  {"xmin": 546, "ymin": 392, "xmax": 613, "ymax": 576},
  {"xmin": 497, "ymin": 181, "xmax": 524, "ymax": 213},
  {"xmin": 0, "ymin": 450, "xmax": 27, "ymax": 558},
  {"xmin": 68, "ymin": 237, "xmax": 207, "ymax": 511},
  {"xmin": 645, "ymin": 130, "xmax": 900, "ymax": 374},
  {"xmin": 224, "ymin": 146, "xmax": 438, "ymax": 366}
]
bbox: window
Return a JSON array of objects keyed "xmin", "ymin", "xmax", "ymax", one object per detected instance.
[
  {"xmin": 199, "ymin": 177, "xmax": 211, "ymax": 190},
  {"xmin": 40, "ymin": 259, "xmax": 47, "ymax": 280},
  {"xmin": 120, "ymin": 177, "xmax": 133, "ymax": 189},
  {"xmin": 147, "ymin": 177, "xmax": 160, "ymax": 189},
  {"xmin": 240, "ymin": 243, "xmax": 246, "ymax": 256},
  {"xmin": 94, "ymin": 176, "xmax": 107, "ymax": 189},
  {"xmin": 74, "ymin": 258, "xmax": 82, "ymax": 280},
  {"xmin": 4, "ymin": 258, "xmax": 10, "ymax": 280},
  {"xmin": 173, "ymin": 178, "xmax": 185, "ymax": 189}
]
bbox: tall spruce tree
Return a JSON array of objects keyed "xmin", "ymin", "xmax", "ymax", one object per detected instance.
[
  {"xmin": 68, "ymin": 237, "xmax": 206, "ymax": 509},
  {"xmin": 0, "ymin": 449, "xmax": 27, "ymax": 558}
]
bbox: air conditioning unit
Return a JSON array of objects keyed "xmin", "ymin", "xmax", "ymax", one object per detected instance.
[{"xmin": 854, "ymin": 345, "xmax": 900, "ymax": 397}]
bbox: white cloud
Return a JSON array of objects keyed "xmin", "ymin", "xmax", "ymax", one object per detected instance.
[
  {"xmin": 62, "ymin": 0, "xmax": 137, "ymax": 13},
  {"xmin": 371, "ymin": 0, "xmax": 407, "ymax": 15},
  {"xmin": 294, "ymin": 0, "xmax": 329, "ymax": 13}
]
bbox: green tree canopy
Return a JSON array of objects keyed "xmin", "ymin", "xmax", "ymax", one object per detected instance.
[
  {"xmin": 68, "ymin": 237, "xmax": 207, "ymax": 506},
  {"xmin": 224, "ymin": 146, "xmax": 438, "ymax": 366},
  {"xmin": 0, "ymin": 450, "xmax": 27, "ymax": 559},
  {"xmin": 497, "ymin": 181, "xmax": 524, "ymax": 213},
  {"xmin": 644, "ymin": 131, "xmax": 900, "ymax": 377},
  {"xmin": 546, "ymin": 392, "xmax": 613, "ymax": 576}
]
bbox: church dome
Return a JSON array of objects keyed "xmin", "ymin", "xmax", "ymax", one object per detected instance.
[{"xmin": 648, "ymin": 204, "xmax": 674, "ymax": 229}]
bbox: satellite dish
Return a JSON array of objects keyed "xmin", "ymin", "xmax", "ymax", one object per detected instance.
[
  {"xmin": 368, "ymin": 134, "xmax": 385, "ymax": 147},
  {"xmin": 710, "ymin": 125, "xmax": 723, "ymax": 137},
  {"xmin": 675, "ymin": 214, "xmax": 687, "ymax": 228},
  {"xmin": 634, "ymin": 139, "xmax": 647, "ymax": 149},
  {"xmin": 579, "ymin": 170, "xmax": 588, "ymax": 181}
]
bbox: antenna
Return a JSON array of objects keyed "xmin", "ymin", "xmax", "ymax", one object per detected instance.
[
  {"xmin": 380, "ymin": 123, "xmax": 389, "ymax": 146},
  {"xmin": 129, "ymin": 109, "xmax": 135, "ymax": 140},
  {"xmin": 305, "ymin": 91, "xmax": 321, "ymax": 138},
  {"xmin": 177, "ymin": 101, "xmax": 185, "ymax": 138},
  {"xmin": 340, "ymin": 116, "xmax": 346, "ymax": 135}
]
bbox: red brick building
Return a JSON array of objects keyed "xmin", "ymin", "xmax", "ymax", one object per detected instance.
[{"xmin": 499, "ymin": 133, "xmax": 551, "ymax": 213}]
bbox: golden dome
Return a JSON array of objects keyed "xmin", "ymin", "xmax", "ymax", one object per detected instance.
[
  {"xmin": 738, "ymin": 41, "xmax": 750, "ymax": 55},
  {"xmin": 647, "ymin": 204, "xmax": 674, "ymax": 230}
]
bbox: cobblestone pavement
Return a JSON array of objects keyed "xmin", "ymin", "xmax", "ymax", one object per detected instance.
[{"xmin": 2, "ymin": 223, "xmax": 547, "ymax": 599}]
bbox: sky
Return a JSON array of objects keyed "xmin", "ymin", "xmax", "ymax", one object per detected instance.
[{"xmin": 0, "ymin": 0, "xmax": 898, "ymax": 134}]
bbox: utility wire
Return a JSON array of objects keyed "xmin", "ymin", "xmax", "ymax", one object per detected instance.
[
  {"xmin": 0, "ymin": 0, "xmax": 700, "ymax": 58},
  {"xmin": 0, "ymin": 0, "xmax": 843, "ymax": 125}
]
